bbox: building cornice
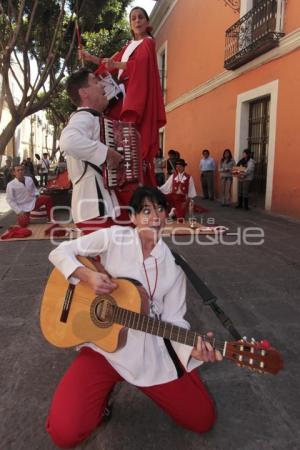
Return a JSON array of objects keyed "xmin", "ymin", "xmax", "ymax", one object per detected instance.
[
  {"xmin": 166, "ymin": 27, "xmax": 300, "ymax": 113},
  {"xmin": 151, "ymin": 0, "xmax": 178, "ymax": 36}
]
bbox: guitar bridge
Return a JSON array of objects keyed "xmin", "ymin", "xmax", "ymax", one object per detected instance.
[{"xmin": 60, "ymin": 284, "xmax": 75, "ymax": 323}]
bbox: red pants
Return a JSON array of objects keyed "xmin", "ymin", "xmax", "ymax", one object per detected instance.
[
  {"xmin": 167, "ymin": 193, "xmax": 189, "ymax": 219},
  {"xmin": 17, "ymin": 195, "xmax": 54, "ymax": 227},
  {"xmin": 46, "ymin": 348, "xmax": 216, "ymax": 449}
]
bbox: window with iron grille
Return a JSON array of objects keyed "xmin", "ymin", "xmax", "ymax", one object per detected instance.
[{"xmin": 248, "ymin": 96, "xmax": 270, "ymax": 197}]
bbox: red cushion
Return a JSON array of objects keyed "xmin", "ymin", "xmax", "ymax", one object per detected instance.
[{"xmin": 1, "ymin": 226, "xmax": 32, "ymax": 240}]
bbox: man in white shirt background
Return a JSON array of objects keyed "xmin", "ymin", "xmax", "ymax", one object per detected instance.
[
  {"xmin": 199, "ymin": 149, "xmax": 216, "ymax": 201},
  {"xmin": 40, "ymin": 152, "xmax": 50, "ymax": 187},
  {"xmin": 6, "ymin": 165, "xmax": 53, "ymax": 227}
]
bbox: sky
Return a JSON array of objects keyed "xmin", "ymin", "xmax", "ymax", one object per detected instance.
[{"xmin": 127, "ymin": 0, "xmax": 157, "ymax": 16}]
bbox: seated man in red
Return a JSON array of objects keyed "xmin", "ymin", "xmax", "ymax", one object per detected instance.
[
  {"xmin": 6, "ymin": 165, "xmax": 54, "ymax": 227},
  {"xmin": 159, "ymin": 158, "xmax": 197, "ymax": 219}
]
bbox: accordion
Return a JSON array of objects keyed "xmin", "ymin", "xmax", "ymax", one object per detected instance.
[{"xmin": 100, "ymin": 116, "xmax": 142, "ymax": 189}]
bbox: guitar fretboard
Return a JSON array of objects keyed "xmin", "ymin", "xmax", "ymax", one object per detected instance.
[{"xmin": 113, "ymin": 305, "xmax": 199, "ymax": 347}]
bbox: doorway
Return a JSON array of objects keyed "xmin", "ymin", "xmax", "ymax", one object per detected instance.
[{"xmin": 248, "ymin": 95, "xmax": 270, "ymax": 207}]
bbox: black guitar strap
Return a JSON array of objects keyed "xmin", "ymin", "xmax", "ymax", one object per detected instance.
[{"xmin": 171, "ymin": 251, "xmax": 242, "ymax": 340}]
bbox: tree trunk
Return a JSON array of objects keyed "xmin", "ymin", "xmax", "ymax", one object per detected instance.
[
  {"xmin": 0, "ymin": 82, "xmax": 5, "ymax": 123},
  {"xmin": 0, "ymin": 119, "xmax": 20, "ymax": 156},
  {"xmin": 51, "ymin": 124, "xmax": 59, "ymax": 159}
]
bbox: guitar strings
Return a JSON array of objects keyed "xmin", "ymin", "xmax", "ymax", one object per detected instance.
[{"xmin": 64, "ymin": 294, "xmax": 264, "ymax": 355}]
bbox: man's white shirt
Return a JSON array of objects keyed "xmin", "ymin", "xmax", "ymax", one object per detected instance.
[
  {"xmin": 60, "ymin": 109, "xmax": 119, "ymax": 223},
  {"xmin": 6, "ymin": 176, "xmax": 38, "ymax": 214}
]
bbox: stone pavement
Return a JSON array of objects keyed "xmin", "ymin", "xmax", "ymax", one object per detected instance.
[{"xmin": 0, "ymin": 196, "xmax": 299, "ymax": 450}]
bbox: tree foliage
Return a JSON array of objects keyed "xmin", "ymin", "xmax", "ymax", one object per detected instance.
[{"xmin": 0, "ymin": 0, "xmax": 131, "ymax": 155}]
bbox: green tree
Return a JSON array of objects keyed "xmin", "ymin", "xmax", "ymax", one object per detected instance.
[{"xmin": 0, "ymin": 0, "xmax": 131, "ymax": 156}]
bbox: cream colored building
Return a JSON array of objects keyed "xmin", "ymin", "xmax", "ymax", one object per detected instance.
[{"xmin": 0, "ymin": 69, "xmax": 54, "ymax": 166}]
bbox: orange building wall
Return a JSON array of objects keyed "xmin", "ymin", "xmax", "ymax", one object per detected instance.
[
  {"xmin": 155, "ymin": 0, "xmax": 236, "ymax": 101},
  {"xmin": 283, "ymin": 0, "xmax": 300, "ymax": 34},
  {"xmin": 154, "ymin": 0, "xmax": 300, "ymax": 219},
  {"xmin": 164, "ymin": 49, "xmax": 300, "ymax": 218}
]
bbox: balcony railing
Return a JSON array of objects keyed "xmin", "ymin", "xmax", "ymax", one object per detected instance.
[{"xmin": 224, "ymin": 0, "xmax": 285, "ymax": 70}]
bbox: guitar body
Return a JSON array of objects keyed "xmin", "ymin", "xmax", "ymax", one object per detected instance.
[
  {"xmin": 40, "ymin": 258, "xmax": 284, "ymax": 375},
  {"xmin": 40, "ymin": 257, "xmax": 142, "ymax": 352}
]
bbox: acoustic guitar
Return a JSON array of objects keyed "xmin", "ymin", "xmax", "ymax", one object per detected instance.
[{"xmin": 40, "ymin": 257, "xmax": 283, "ymax": 375}]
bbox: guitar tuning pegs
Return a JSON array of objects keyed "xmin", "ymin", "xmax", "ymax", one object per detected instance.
[{"xmin": 260, "ymin": 339, "xmax": 270, "ymax": 349}]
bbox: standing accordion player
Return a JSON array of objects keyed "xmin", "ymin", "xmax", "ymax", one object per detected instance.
[{"xmin": 100, "ymin": 115, "xmax": 143, "ymax": 190}]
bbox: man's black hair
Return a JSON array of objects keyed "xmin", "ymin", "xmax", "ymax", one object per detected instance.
[
  {"xmin": 129, "ymin": 186, "xmax": 168, "ymax": 214},
  {"xmin": 65, "ymin": 68, "xmax": 93, "ymax": 106}
]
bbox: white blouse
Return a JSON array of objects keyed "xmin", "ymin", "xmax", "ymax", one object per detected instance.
[
  {"xmin": 118, "ymin": 37, "xmax": 153, "ymax": 79},
  {"xmin": 49, "ymin": 226, "xmax": 202, "ymax": 386},
  {"xmin": 159, "ymin": 173, "xmax": 197, "ymax": 198}
]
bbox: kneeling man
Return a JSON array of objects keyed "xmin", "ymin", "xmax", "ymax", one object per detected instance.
[
  {"xmin": 159, "ymin": 158, "xmax": 197, "ymax": 219},
  {"xmin": 6, "ymin": 165, "xmax": 53, "ymax": 227}
]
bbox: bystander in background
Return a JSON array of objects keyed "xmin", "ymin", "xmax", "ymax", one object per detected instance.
[
  {"xmin": 234, "ymin": 149, "xmax": 255, "ymax": 210},
  {"xmin": 199, "ymin": 149, "xmax": 215, "ymax": 200},
  {"xmin": 154, "ymin": 148, "xmax": 165, "ymax": 186},
  {"xmin": 23, "ymin": 157, "xmax": 39, "ymax": 187},
  {"xmin": 56, "ymin": 155, "xmax": 67, "ymax": 175},
  {"xmin": 40, "ymin": 153, "xmax": 50, "ymax": 187},
  {"xmin": 3, "ymin": 159, "xmax": 13, "ymax": 187},
  {"xmin": 219, "ymin": 149, "xmax": 235, "ymax": 206},
  {"xmin": 166, "ymin": 149, "xmax": 179, "ymax": 177}
]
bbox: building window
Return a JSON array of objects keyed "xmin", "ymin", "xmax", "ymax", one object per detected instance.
[
  {"xmin": 240, "ymin": 0, "xmax": 285, "ymax": 31},
  {"xmin": 225, "ymin": 0, "xmax": 285, "ymax": 69},
  {"xmin": 157, "ymin": 42, "xmax": 167, "ymax": 101},
  {"xmin": 160, "ymin": 50, "xmax": 166, "ymax": 92},
  {"xmin": 248, "ymin": 96, "xmax": 270, "ymax": 199},
  {"xmin": 159, "ymin": 130, "xmax": 165, "ymax": 154}
]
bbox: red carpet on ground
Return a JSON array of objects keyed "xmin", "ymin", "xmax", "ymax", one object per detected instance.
[
  {"xmin": 1, "ymin": 226, "xmax": 32, "ymax": 240},
  {"xmin": 193, "ymin": 204, "xmax": 209, "ymax": 214}
]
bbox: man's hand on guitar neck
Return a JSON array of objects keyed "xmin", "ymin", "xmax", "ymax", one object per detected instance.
[
  {"xmin": 73, "ymin": 266, "xmax": 118, "ymax": 294},
  {"xmin": 106, "ymin": 148, "xmax": 124, "ymax": 169},
  {"xmin": 191, "ymin": 332, "xmax": 223, "ymax": 363}
]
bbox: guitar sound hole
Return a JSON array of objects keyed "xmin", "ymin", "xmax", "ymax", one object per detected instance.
[
  {"xmin": 95, "ymin": 303, "xmax": 102, "ymax": 321},
  {"xmin": 90, "ymin": 295, "xmax": 115, "ymax": 328}
]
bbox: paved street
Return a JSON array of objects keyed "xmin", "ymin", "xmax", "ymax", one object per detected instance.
[{"xmin": 0, "ymin": 198, "xmax": 299, "ymax": 450}]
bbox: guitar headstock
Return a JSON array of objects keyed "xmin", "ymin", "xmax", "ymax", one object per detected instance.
[{"xmin": 223, "ymin": 338, "xmax": 283, "ymax": 375}]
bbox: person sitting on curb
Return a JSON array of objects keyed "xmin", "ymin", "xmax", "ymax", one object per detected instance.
[
  {"xmin": 159, "ymin": 158, "xmax": 197, "ymax": 219},
  {"xmin": 6, "ymin": 165, "xmax": 54, "ymax": 227}
]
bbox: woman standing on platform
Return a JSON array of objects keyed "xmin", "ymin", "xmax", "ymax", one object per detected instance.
[{"xmin": 79, "ymin": 6, "xmax": 166, "ymax": 187}]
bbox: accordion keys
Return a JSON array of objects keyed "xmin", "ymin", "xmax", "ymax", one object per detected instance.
[{"xmin": 100, "ymin": 116, "xmax": 142, "ymax": 189}]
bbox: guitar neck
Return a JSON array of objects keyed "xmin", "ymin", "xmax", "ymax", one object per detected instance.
[{"xmin": 113, "ymin": 305, "xmax": 218, "ymax": 350}]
